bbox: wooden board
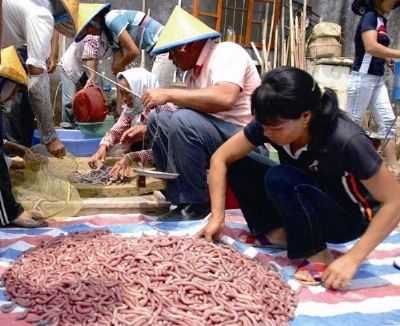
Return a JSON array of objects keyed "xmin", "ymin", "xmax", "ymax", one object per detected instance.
[
  {"xmin": 48, "ymin": 157, "xmax": 166, "ymax": 198},
  {"xmin": 77, "ymin": 195, "xmax": 170, "ymax": 216}
]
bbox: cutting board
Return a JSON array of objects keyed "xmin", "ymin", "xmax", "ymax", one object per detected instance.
[{"xmin": 48, "ymin": 157, "xmax": 166, "ymax": 198}]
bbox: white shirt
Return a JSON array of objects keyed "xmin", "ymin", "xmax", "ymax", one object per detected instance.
[
  {"xmin": 61, "ymin": 34, "xmax": 110, "ymax": 83},
  {"xmin": 2, "ymin": 0, "xmax": 54, "ymax": 69}
]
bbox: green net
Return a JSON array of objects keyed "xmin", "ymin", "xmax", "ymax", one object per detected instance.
[{"xmin": 9, "ymin": 146, "xmax": 83, "ymax": 220}]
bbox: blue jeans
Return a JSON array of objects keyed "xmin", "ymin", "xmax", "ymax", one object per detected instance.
[
  {"xmin": 346, "ymin": 71, "xmax": 396, "ymax": 140},
  {"xmin": 228, "ymin": 158, "xmax": 369, "ymax": 259},
  {"xmin": 147, "ymin": 109, "xmax": 242, "ymax": 204},
  {"xmin": 61, "ymin": 68, "xmax": 78, "ymax": 125}
]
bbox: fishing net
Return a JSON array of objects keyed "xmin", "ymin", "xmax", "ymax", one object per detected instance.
[{"xmin": 9, "ymin": 145, "xmax": 82, "ymax": 220}]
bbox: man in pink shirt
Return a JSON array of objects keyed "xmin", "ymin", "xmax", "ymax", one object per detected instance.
[{"xmin": 141, "ymin": 7, "xmax": 261, "ymax": 221}]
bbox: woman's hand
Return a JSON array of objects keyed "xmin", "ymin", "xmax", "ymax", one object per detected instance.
[
  {"xmin": 10, "ymin": 160, "xmax": 25, "ymax": 170},
  {"xmin": 47, "ymin": 56, "xmax": 58, "ymax": 73},
  {"xmin": 88, "ymin": 145, "xmax": 107, "ymax": 169},
  {"xmin": 196, "ymin": 216, "xmax": 225, "ymax": 242},
  {"xmin": 321, "ymin": 253, "xmax": 360, "ymax": 290},
  {"xmin": 120, "ymin": 125, "xmax": 147, "ymax": 144},
  {"xmin": 46, "ymin": 139, "xmax": 66, "ymax": 158},
  {"xmin": 4, "ymin": 141, "xmax": 32, "ymax": 157},
  {"xmin": 14, "ymin": 144, "xmax": 31, "ymax": 158},
  {"xmin": 110, "ymin": 155, "xmax": 133, "ymax": 178},
  {"xmin": 386, "ymin": 58, "xmax": 395, "ymax": 71}
]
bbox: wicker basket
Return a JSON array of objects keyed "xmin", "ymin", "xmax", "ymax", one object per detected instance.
[{"xmin": 308, "ymin": 37, "xmax": 342, "ymax": 59}]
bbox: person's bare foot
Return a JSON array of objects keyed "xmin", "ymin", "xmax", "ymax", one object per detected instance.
[
  {"xmin": 295, "ymin": 249, "xmax": 334, "ymax": 284},
  {"xmin": 265, "ymin": 228, "xmax": 287, "ymax": 247},
  {"xmin": 239, "ymin": 228, "xmax": 287, "ymax": 248},
  {"xmin": 9, "ymin": 211, "xmax": 48, "ymax": 228}
]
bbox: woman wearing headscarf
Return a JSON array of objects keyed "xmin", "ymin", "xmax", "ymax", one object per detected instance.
[
  {"xmin": 0, "ymin": 46, "xmax": 47, "ymax": 228},
  {"xmin": 346, "ymin": 0, "xmax": 400, "ymax": 177},
  {"xmin": 88, "ymin": 67, "xmax": 174, "ymax": 173}
]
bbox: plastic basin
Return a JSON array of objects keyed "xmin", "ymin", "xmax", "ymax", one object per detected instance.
[{"xmin": 32, "ymin": 129, "xmax": 102, "ymax": 157}]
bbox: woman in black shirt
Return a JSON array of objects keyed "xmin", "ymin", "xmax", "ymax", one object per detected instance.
[{"xmin": 198, "ymin": 67, "xmax": 400, "ymax": 290}]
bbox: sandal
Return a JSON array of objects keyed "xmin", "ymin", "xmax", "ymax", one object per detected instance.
[
  {"xmin": 294, "ymin": 260, "xmax": 328, "ymax": 286},
  {"xmin": 394, "ymin": 257, "xmax": 400, "ymax": 270},
  {"xmin": 9, "ymin": 218, "xmax": 48, "ymax": 228},
  {"xmin": 238, "ymin": 233, "xmax": 287, "ymax": 248}
]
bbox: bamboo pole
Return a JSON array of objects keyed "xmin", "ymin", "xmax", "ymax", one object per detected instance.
[
  {"xmin": 266, "ymin": 0, "xmax": 276, "ymax": 71},
  {"xmin": 262, "ymin": 3, "xmax": 270, "ymax": 71},
  {"xmin": 302, "ymin": 0, "xmax": 308, "ymax": 69},
  {"xmin": 289, "ymin": 0, "xmax": 295, "ymax": 66},
  {"xmin": 274, "ymin": 27, "xmax": 279, "ymax": 69},
  {"xmin": 140, "ymin": 3, "xmax": 148, "ymax": 68},
  {"xmin": 251, "ymin": 41, "xmax": 264, "ymax": 73},
  {"xmin": 82, "ymin": 64, "xmax": 141, "ymax": 98},
  {"xmin": 285, "ymin": 36, "xmax": 290, "ymax": 66},
  {"xmin": 281, "ymin": 1, "xmax": 285, "ymax": 66},
  {"xmin": 294, "ymin": 15, "xmax": 299, "ymax": 68}
]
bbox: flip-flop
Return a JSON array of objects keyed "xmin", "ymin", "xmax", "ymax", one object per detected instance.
[
  {"xmin": 295, "ymin": 260, "xmax": 328, "ymax": 286},
  {"xmin": 394, "ymin": 257, "xmax": 400, "ymax": 270},
  {"xmin": 9, "ymin": 218, "xmax": 48, "ymax": 228},
  {"xmin": 238, "ymin": 234, "xmax": 287, "ymax": 248}
]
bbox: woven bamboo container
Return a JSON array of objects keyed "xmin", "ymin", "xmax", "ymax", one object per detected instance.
[{"xmin": 308, "ymin": 37, "xmax": 342, "ymax": 58}]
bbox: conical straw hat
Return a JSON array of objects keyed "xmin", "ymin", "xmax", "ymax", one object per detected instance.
[
  {"xmin": 53, "ymin": 0, "xmax": 79, "ymax": 37},
  {"xmin": 75, "ymin": 3, "xmax": 111, "ymax": 42},
  {"xmin": 150, "ymin": 6, "xmax": 220, "ymax": 56},
  {"xmin": 0, "ymin": 46, "xmax": 28, "ymax": 85}
]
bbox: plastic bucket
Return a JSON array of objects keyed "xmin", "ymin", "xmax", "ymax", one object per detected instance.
[
  {"xmin": 72, "ymin": 85, "xmax": 108, "ymax": 122},
  {"xmin": 32, "ymin": 129, "xmax": 102, "ymax": 157}
]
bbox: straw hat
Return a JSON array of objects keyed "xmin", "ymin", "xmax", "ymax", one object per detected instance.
[
  {"xmin": 75, "ymin": 3, "xmax": 112, "ymax": 42},
  {"xmin": 53, "ymin": 0, "xmax": 80, "ymax": 37},
  {"xmin": 0, "ymin": 46, "xmax": 28, "ymax": 85},
  {"xmin": 150, "ymin": 6, "xmax": 221, "ymax": 56}
]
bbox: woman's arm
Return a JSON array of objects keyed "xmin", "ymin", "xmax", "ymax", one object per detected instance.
[
  {"xmin": 350, "ymin": 165, "xmax": 400, "ymax": 262},
  {"xmin": 323, "ymin": 164, "xmax": 400, "ymax": 289},
  {"xmin": 47, "ymin": 30, "xmax": 59, "ymax": 73},
  {"xmin": 112, "ymin": 30, "xmax": 140, "ymax": 74},
  {"xmin": 198, "ymin": 131, "xmax": 257, "ymax": 241},
  {"xmin": 362, "ymin": 30, "xmax": 400, "ymax": 59}
]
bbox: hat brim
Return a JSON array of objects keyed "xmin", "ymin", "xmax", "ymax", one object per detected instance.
[
  {"xmin": 75, "ymin": 3, "xmax": 111, "ymax": 42},
  {"xmin": 150, "ymin": 32, "xmax": 221, "ymax": 56},
  {"xmin": 53, "ymin": 0, "xmax": 79, "ymax": 37},
  {"xmin": 0, "ymin": 46, "xmax": 28, "ymax": 85}
]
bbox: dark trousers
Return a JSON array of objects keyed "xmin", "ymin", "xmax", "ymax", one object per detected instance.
[
  {"xmin": 228, "ymin": 158, "xmax": 369, "ymax": 259},
  {"xmin": 3, "ymin": 46, "xmax": 34, "ymax": 147},
  {"xmin": 0, "ymin": 112, "xmax": 24, "ymax": 225}
]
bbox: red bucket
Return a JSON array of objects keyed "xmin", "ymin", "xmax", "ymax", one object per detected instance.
[{"xmin": 72, "ymin": 85, "xmax": 108, "ymax": 122}]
